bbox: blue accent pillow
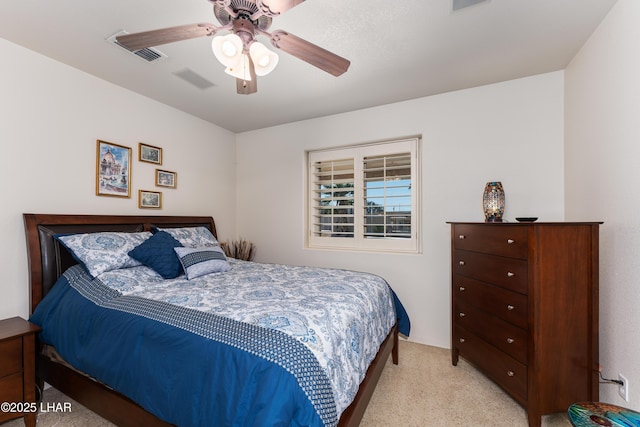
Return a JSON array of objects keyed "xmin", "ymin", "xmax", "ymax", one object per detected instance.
[
  {"xmin": 56, "ymin": 231, "xmax": 152, "ymax": 277},
  {"xmin": 128, "ymin": 231, "xmax": 184, "ymax": 279},
  {"xmin": 174, "ymin": 246, "xmax": 230, "ymax": 280}
]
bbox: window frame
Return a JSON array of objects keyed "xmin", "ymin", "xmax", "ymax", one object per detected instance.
[{"xmin": 306, "ymin": 137, "xmax": 421, "ymax": 253}]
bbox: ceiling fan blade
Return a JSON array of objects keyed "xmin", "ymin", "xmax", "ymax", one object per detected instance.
[
  {"xmin": 270, "ymin": 30, "xmax": 350, "ymax": 76},
  {"xmin": 236, "ymin": 56, "xmax": 258, "ymax": 95},
  {"xmin": 256, "ymin": 0, "xmax": 306, "ymax": 16},
  {"xmin": 116, "ymin": 23, "xmax": 217, "ymax": 51}
]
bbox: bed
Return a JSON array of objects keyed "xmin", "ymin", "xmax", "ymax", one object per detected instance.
[{"xmin": 23, "ymin": 213, "xmax": 409, "ymax": 427}]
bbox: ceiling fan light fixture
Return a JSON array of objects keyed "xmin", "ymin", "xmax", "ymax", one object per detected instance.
[
  {"xmin": 249, "ymin": 42, "xmax": 279, "ymax": 76},
  {"xmin": 225, "ymin": 54, "xmax": 252, "ymax": 81},
  {"xmin": 212, "ymin": 33, "xmax": 244, "ymax": 67},
  {"xmin": 119, "ymin": 0, "xmax": 350, "ymax": 95}
]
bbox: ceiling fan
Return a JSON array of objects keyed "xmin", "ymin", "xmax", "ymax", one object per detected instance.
[{"xmin": 116, "ymin": 0, "xmax": 351, "ymax": 94}]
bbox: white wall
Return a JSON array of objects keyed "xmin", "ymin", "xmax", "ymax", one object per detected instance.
[
  {"xmin": 235, "ymin": 71, "xmax": 566, "ymax": 347},
  {"xmin": 0, "ymin": 39, "xmax": 237, "ymax": 320},
  {"xmin": 565, "ymin": 0, "xmax": 640, "ymax": 408}
]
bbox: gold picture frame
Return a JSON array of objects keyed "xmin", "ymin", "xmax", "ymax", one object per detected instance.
[
  {"xmin": 138, "ymin": 142, "xmax": 162, "ymax": 165},
  {"xmin": 96, "ymin": 140, "xmax": 131, "ymax": 198},
  {"xmin": 139, "ymin": 190, "xmax": 162, "ymax": 209},
  {"xmin": 156, "ymin": 169, "xmax": 177, "ymax": 188}
]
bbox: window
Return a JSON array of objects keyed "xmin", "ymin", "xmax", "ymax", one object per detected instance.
[{"xmin": 307, "ymin": 137, "xmax": 420, "ymax": 253}]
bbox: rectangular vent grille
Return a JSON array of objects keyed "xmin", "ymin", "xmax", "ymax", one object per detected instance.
[
  {"xmin": 107, "ymin": 31, "xmax": 167, "ymax": 63},
  {"xmin": 173, "ymin": 69, "xmax": 215, "ymax": 90},
  {"xmin": 451, "ymin": 0, "xmax": 489, "ymax": 12}
]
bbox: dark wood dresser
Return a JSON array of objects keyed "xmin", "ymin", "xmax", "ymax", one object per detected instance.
[
  {"xmin": 448, "ymin": 222, "xmax": 601, "ymax": 427},
  {"xmin": 0, "ymin": 317, "xmax": 40, "ymax": 427}
]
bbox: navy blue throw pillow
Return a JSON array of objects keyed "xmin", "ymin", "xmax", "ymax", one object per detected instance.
[{"xmin": 128, "ymin": 231, "xmax": 184, "ymax": 279}]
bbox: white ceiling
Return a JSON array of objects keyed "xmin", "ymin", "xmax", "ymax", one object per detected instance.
[{"xmin": 0, "ymin": 0, "xmax": 617, "ymax": 133}]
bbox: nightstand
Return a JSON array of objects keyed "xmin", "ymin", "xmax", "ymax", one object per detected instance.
[{"xmin": 0, "ymin": 317, "xmax": 40, "ymax": 427}]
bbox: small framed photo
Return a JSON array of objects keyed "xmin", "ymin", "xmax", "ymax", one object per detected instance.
[
  {"xmin": 139, "ymin": 143, "xmax": 162, "ymax": 165},
  {"xmin": 156, "ymin": 169, "xmax": 177, "ymax": 188},
  {"xmin": 96, "ymin": 140, "xmax": 131, "ymax": 198},
  {"xmin": 139, "ymin": 190, "xmax": 162, "ymax": 209}
]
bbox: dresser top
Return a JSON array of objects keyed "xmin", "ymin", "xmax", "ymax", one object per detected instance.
[{"xmin": 447, "ymin": 221, "xmax": 603, "ymax": 225}]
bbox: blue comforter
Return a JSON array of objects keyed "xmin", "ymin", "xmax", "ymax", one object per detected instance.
[{"xmin": 30, "ymin": 262, "xmax": 409, "ymax": 427}]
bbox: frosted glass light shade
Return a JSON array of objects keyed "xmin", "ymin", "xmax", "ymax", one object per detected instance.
[
  {"xmin": 225, "ymin": 54, "xmax": 252, "ymax": 81},
  {"xmin": 249, "ymin": 42, "xmax": 279, "ymax": 76},
  {"xmin": 212, "ymin": 34, "xmax": 243, "ymax": 67}
]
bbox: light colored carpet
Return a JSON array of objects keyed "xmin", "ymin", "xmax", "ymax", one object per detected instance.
[
  {"xmin": 359, "ymin": 341, "xmax": 570, "ymax": 427},
  {"xmin": 4, "ymin": 341, "xmax": 571, "ymax": 426}
]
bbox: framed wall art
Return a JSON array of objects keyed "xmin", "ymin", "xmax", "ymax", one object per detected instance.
[
  {"xmin": 156, "ymin": 169, "xmax": 177, "ymax": 188},
  {"xmin": 96, "ymin": 140, "xmax": 131, "ymax": 198},
  {"xmin": 139, "ymin": 190, "xmax": 162, "ymax": 209},
  {"xmin": 139, "ymin": 143, "xmax": 162, "ymax": 165}
]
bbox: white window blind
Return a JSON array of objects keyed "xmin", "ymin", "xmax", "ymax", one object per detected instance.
[{"xmin": 307, "ymin": 137, "xmax": 420, "ymax": 253}]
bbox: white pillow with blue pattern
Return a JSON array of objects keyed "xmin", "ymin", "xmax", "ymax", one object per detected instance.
[
  {"xmin": 174, "ymin": 245, "xmax": 230, "ymax": 279},
  {"xmin": 56, "ymin": 231, "xmax": 152, "ymax": 277},
  {"xmin": 153, "ymin": 226, "xmax": 218, "ymax": 248}
]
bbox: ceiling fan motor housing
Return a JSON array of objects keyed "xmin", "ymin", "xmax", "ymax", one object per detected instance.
[
  {"xmin": 233, "ymin": 17, "xmax": 258, "ymax": 47},
  {"xmin": 212, "ymin": 0, "xmax": 272, "ymax": 31}
]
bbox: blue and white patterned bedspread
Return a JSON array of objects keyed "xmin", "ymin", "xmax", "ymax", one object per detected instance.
[{"xmin": 98, "ymin": 259, "xmax": 397, "ymax": 415}]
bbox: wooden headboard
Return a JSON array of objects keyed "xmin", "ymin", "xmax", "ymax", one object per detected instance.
[{"xmin": 23, "ymin": 213, "xmax": 217, "ymax": 315}]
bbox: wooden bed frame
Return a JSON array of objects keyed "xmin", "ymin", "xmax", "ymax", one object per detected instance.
[{"xmin": 23, "ymin": 213, "xmax": 398, "ymax": 427}]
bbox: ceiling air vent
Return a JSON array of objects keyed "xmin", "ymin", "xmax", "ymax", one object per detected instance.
[
  {"xmin": 173, "ymin": 69, "xmax": 216, "ymax": 90},
  {"xmin": 106, "ymin": 31, "xmax": 167, "ymax": 63},
  {"xmin": 451, "ymin": 0, "xmax": 490, "ymax": 12}
]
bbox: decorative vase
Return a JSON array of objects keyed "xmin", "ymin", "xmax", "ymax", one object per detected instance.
[{"xmin": 483, "ymin": 181, "xmax": 505, "ymax": 222}]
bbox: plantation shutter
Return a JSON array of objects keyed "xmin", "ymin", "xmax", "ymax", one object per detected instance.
[
  {"xmin": 311, "ymin": 158, "xmax": 355, "ymax": 238},
  {"xmin": 363, "ymin": 153, "xmax": 412, "ymax": 239}
]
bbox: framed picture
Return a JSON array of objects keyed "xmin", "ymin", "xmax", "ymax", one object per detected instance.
[
  {"xmin": 96, "ymin": 140, "xmax": 131, "ymax": 198},
  {"xmin": 139, "ymin": 190, "xmax": 162, "ymax": 209},
  {"xmin": 139, "ymin": 143, "xmax": 162, "ymax": 165},
  {"xmin": 156, "ymin": 169, "xmax": 177, "ymax": 188}
]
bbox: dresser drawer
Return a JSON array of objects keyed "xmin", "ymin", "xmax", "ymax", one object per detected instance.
[
  {"xmin": 455, "ymin": 325, "xmax": 527, "ymax": 404},
  {"xmin": 0, "ymin": 337, "xmax": 22, "ymax": 378},
  {"xmin": 454, "ymin": 249, "xmax": 528, "ymax": 294},
  {"xmin": 454, "ymin": 275, "xmax": 528, "ymax": 329},
  {"xmin": 455, "ymin": 299, "xmax": 527, "ymax": 363},
  {"xmin": 454, "ymin": 224, "xmax": 528, "ymax": 259}
]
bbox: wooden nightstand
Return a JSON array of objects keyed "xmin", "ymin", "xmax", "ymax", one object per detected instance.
[{"xmin": 0, "ymin": 317, "xmax": 40, "ymax": 427}]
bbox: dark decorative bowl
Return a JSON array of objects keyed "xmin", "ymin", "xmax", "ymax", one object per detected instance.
[{"xmin": 516, "ymin": 217, "xmax": 538, "ymax": 222}]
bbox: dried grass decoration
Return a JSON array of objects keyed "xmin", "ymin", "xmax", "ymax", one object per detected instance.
[{"xmin": 220, "ymin": 239, "xmax": 256, "ymax": 261}]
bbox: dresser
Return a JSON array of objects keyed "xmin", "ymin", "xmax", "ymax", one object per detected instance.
[
  {"xmin": 449, "ymin": 222, "xmax": 601, "ymax": 427},
  {"xmin": 0, "ymin": 317, "xmax": 41, "ymax": 427}
]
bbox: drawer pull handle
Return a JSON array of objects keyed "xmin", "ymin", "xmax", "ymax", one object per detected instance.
[
  {"xmin": 459, "ymin": 235, "xmax": 466, "ymax": 240},
  {"xmin": 459, "ymin": 286, "xmax": 466, "ymax": 291},
  {"xmin": 507, "ymin": 370, "xmax": 515, "ymax": 377},
  {"xmin": 459, "ymin": 312, "xmax": 466, "ymax": 317},
  {"xmin": 507, "ymin": 239, "xmax": 515, "ymax": 244},
  {"xmin": 507, "ymin": 271, "xmax": 515, "ymax": 277},
  {"xmin": 506, "ymin": 338, "xmax": 515, "ymax": 344},
  {"xmin": 459, "ymin": 261, "xmax": 465, "ymax": 266},
  {"xmin": 507, "ymin": 304, "xmax": 515, "ymax": 311},
  {"xmin": 459, "ymin": 338, "xmax": 465, "ymax": 343}
]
